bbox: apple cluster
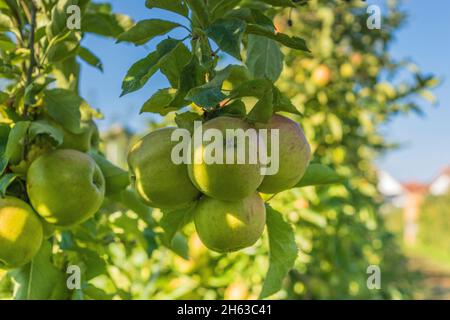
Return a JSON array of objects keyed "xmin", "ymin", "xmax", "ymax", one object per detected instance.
[
  {"xmin": 0, "ymin": 121, "xmax": 106, "ymax": 269},
  {"xmin": 128, "ymin": 114, "xmax": 311, "ymax": 253}
]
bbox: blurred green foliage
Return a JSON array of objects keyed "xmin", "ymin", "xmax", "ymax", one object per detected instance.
[{"xmin": 417, "ymin": 193, "xmax": 450, "ymax": 260}]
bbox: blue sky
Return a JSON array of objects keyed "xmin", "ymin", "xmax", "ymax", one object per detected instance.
[{"xmin": 79, "ymin": 0, "xmax": 449, "ymax": 183}]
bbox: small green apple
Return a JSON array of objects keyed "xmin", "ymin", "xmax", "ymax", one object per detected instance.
[
  {"xmin": 27, "ymin": 149, "xmax": 105, "ymax": 227},
  {"xmin": 0, "ymin": 197, "xmax": 43, "ymax": 269},
  {"xmin": 257, "ymin": 115, "xmax": 311, "ymax": 194},
  {"xmin": 188, "ymin": 117, "xmax": 264, "ymax": 201},
  {"xmin": 128, "ymin": 127, "xmax": 201, "ymax": 209},
  {"xmin": 194, "ymin": 193, "xmax": 266, "ymax": 253}
]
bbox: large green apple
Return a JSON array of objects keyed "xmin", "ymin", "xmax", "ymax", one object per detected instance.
[
  {"xmin": 257, "ymin": 115, "xmax": 311, "ymax": 194},
  {"xmin": 27, "ymin": 149, "xmax": 105, "ymax": 227},
  {"xmin": 128, "ymin": 127, "xmax": 201, "ymax": 209},
  {"xmin": 188, "ymin": 117, "xmax": 264, "ymax": 201},
  {"xmin": 0, "ymin": 197, "xmax": 43, "ymax": 269},
  {"xmin": 194, "ymin": 193, "xmax": 266, "ymax": 253}
]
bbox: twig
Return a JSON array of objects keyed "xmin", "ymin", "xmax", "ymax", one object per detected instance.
[
  {"xmin": 23, "ymin": 0, "xmax": 37, "ymax": 118},
  {"xmin": 265, "ymin": 193, "xmax": 279, "ymax": 203}
]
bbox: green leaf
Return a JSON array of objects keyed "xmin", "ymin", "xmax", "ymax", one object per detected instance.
[
  {"xmin": 44, "ymin": 88, "xmax": 83, "ymax": 134},
  {"xmin": 0, "ymin": 124, "xmax": 10, "ymax": 174},
  {"xmin": 294, "ymin": 163, "xmax": 344, "ymax": 188},
  {"xmin": 230, "ymin": 78, "xmax": 271, "ymax": 99},
  {"xmin": 160, "ymin": 205, "xmax": 196, "ymax": 243},
  {"xmin": 51, "ymin": 56, "xmax": 79, "ymax": 90},
  {"xmin": 246, "ymin": 35, "xmax": 284, "ymax": 82},
  {"xmin": 72, "ymin": 247, "xmax": 107, "ymax": 281},
  {"xmin": 109, "ymin": 189, "xmax": 154, "ymax": 226},
  {"xmin": 145, "ymin": 0, "xmax": 189, "ymax": 17},
  {"xmin": 121, "ymin": 39, "xmax": 182, "ymax": 96},
  {"xmin": 186, "ymin": 66, "xmax": 233, "ymax": 109},
  {"xmin": 117, "ymin": 19, "xmax": 182, "ymax": 45},
  {"xmin": 0, "ymin": 123, "xmax": 10, "ymax": 149},
  {"xmin": 0, "ymin": 91, "xmax": 8, "ymax": 104},
  {"xmin": 9, "ymin": 241, "xmax": 70, "ymax": 300},
  {"xmin": 248, "ymin": 9, "xmax": 275, "ymax": 29},
  {"xmin": 88, "ymin": 151, "xmax": 130, "ymax": 195},
  {"xmin": 210, "ymin": 0, "xmax": 242, "ymax": 21},
  {"xmin": 186, "ymin": 0, "xmax": 210, "ymax": 28},
  {"xmin": 142, "ymin": 228, "xmax": 158, "ymax": 257},
  {"xmin": 206, "ymin": 18, "xmax": 246, "ymax": 60},
  {"xmin": 216, "ymin": 100, "xmax": 246, "ymax": 117},
  {"xmin": 82, "ymin": 13, "xmax": 133, "ymax": 38},
  {"xmin": 24, "ymin": 77, "xmax": 57, "ymax": 106},
  {"xmin": 258, "ymin": 0, "xmax": 297, "ymax": 7},
  {"xmin": 247, "ymin": 88, "xmax": 273, "ymax": 123},
  {"xmin": 272, "ymin": 86, "xmax": 302, "ymax": 116},
  {"xmin": 159, "ymin": 43, "xmax": 191, "ymax": 88},
  {"xmin": 0, "ymin": 173, "xmax": 17, "ymax": 197},
  {"xmin": 167, "ymin": 233, "xmax": 190, "ymax": 260},
  {"xmin": 226, "ymin": 65, "xmax": 251, "ymax": 87},
  {"xmin": 0, "ymin": 11, "xmax": 13, "ymax": 31},
  {"xmin": 46, "ymin": 0, "xmax": 79, "ymax": 39},
  {"xmin": 141, "ymin": 56, "xmax": 206, "ymax": 115},
  {"xmin": 246, "ymin": 24, "xmax": 310, "ymax": 51},
  {"xmin": 4, "ymin": 121, "xmax": 30, "ymax": 165},
  {"xmin": 140, "ymin": 88, "xmax": 179, "ymax": 115},
  {"xmin": 78, "ymin": 47, "xmax": 103, "ymax": 72},
  {"xmin": 172, "ymin": 56, "xmax": 207, "ymax": 105},
  {"xmin": 260, "ymin": 206, "xmax": 297, "ymax": 299},
  {"xmin": 28, "ymin": 120, "xmax": 64, "ymax": 146},
  {"xmin": 230, "ymin": 79, "xmax": 274, "ymax": 122},
  {"xmin": 175, "ymin": 112, "xmax": 203, "ymax": 134},
  {"xmin": 83, "ymin": 284, "xmax": 114, "ymax": 300},
  {"xmin": 46, "ymin": 32, "xmax": 81, "ymax": 63},
  {"xmin": 0, "ymin": 33, "xmax": 15, "ymax": 51}
]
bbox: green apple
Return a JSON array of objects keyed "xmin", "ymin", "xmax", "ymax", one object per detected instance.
[
  {"xmin": 27, "ymin": 149, "xmax": 105, "ymax": 227},
  {"xmin": 257, "ymin": 115, "xmax": 311, "ymax": 194},
  {"xmin": 0, "ymin": 197, "xmax": 43, "ymax": 269},
  {"xmin": 188, "ymin": 117, "xmax": 264, "ymax": 201},
  {"xmin": 10, "ymin": 138, "xmax": 54, "ymax": 177},
  {"xmin": 194, "ymin": 193, "xmax": 266, "ymax": 253},
  {"xmin": 128, "ymin": 127, "xmax": 201, "ymax": 209}
]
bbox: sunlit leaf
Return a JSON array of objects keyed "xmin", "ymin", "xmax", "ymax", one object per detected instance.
[
  {"xmin": 117, "ymin": 19, "xmax": 183, "ymax": 45},
  {"xmin": 260, "ymin": 205, "xmax": 297, "ymax": 299},
  {"xmin": 295, "ymin": 163, "xmax": 344, "ymax": 188}
]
